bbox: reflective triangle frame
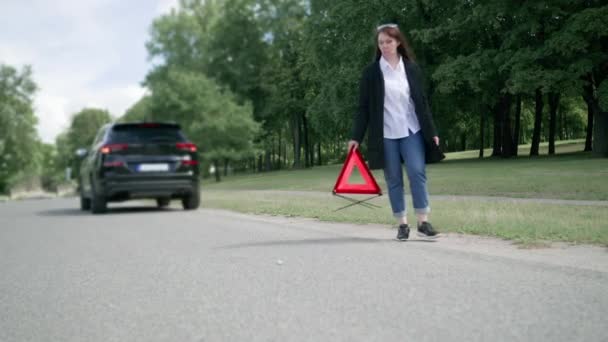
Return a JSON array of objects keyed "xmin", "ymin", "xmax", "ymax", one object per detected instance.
[
  {"xmin": 332, "ymin": 147, "xmax": 382, "ymax": 211},
  {"xmin": 333, "ymin": 147, "xmax": 382, "ymax": 195}
]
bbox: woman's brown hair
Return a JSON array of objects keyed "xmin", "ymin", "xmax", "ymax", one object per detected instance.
[{"xmin": 375, "ymin": 26, "xmax": 416, "ymax": 62}]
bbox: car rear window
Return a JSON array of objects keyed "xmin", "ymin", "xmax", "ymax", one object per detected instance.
[{"xmin": 109, "ymin": 124, "xmax": 187, "ymax": 143}]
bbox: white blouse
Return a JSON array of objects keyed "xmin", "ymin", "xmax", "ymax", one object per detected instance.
[{"xmin": 380, "ymin": 56, "xmax": 421, "ymax": 139}]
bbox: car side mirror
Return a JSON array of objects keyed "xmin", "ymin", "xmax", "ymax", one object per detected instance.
[{"xmin": 75, "ymin": 148, "xmax": 88, "ymax": 158}]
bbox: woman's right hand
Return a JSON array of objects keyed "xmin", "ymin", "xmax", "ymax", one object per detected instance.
[{"xmin": 347, "ymin": 140, "xmax": 359, "ymax": 151}]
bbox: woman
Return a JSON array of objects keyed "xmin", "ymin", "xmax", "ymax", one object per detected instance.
[{"xmin": 348, "ymin": 23, "xmax": 440, "ymax": 241}]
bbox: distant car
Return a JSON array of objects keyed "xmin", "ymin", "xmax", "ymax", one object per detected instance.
[{"xmin": 78, "ymin": 122, "xmax": 200, "ymax": 214}]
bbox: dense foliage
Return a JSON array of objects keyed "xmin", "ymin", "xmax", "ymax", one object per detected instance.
[
  {"xmin": 0, "ymin": 64, "xmax": 40, "ymax": 193},
  {"xmin": 139, "ymin": 0, "xmax": 607, "ymax": 176}
]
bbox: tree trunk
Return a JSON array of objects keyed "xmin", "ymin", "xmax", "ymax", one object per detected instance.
[
  {"xmin": 317, "ymin": 142, "xmax": 322, "ymax": 165},
  {"xmin": 283, "ymin": 135, "xmax": 288, "ymax": 168},
  {"xmin": 584, "ymin": 101, "xmax": 595, "ymax": 152},
  {"xmin": 583, "ymin": 73, "xmax": 595, "ymax": 152},
  {"xmin": 292, "ymin": 113, "xmax": 301, "ymax": 168},
  {"xmin": 491, "ymin": 99, "xmax": 502, "ymax": 157},
  {"xmin": 530, "ymin": 88, "xmax": 543, "ymax": 156},
  {"xmin": 308, "ymin": 142, "xmax": 313, "ymax": 168},
  {"xmin": 558, "ymin": 101, "xmax": 565, "ymax": 141},
  {"xmin": 460, "ymin": 132, "xmax": 466, "ymax": 151},
  {"xmin": 595, "ymin": 110, "xmax": 608, "ymax": 157},
  {"xmin": 264, "ymin": 150, "xmax": 271, "ymax": 172},
  {"xmin": 271, "ymin": 137, "xmax": 275, "ymax": 170},
  {"xmin": 479, "ymin": 109, "xmax": 485, "ymax": 158},
  {"xmin": 582, "ymin": 73, "xmax": 608, "ymax": 156},
  {"xmin": 501, "ymin": 94, "xmax": 514, "ymax": 158},
  {"xmin": 309, "ymin": 140, "xmax": 314, "ymax": 168},
  {"xmin": 277, "ymin": 130, "xmax": 282, "ymax": 170},
  {"xmin": 213, "ymin": 160, "xmax": 221, "ymax": 182},
  {"xmin": 547, "ymin": 92, "xmax": 560, "ymax": 155},
  {"xmin": 513, "ymin": 94, "xmax": 522, "ymax": 156},
  {"xmin": 223, "ymin": 158, "xmax": 229, "ymax": 177},
  {"xmin": 486, "ymin": 111, "xmax": 491, "ymax": 149},
  {"xmin": 302, "ymin": 114, "xmax": 310, "ymax": 168}
]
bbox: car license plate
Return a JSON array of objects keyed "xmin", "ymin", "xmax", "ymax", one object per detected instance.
[{"xmin": 138, "ymin": 163, "xmax": 169, "ymax": 172}]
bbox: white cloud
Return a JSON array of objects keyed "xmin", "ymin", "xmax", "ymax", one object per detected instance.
[
  {"xmin": 1, "ymin": 0, "xmax": 164, "ymax": 143},
  {"xmin": 35, "ymin": 94, "xmax": 70, "ymax": 143},
  {"xmin": 34, "ymin": 84, "xmax": 146, "ymax": 143},
  {"xmin": 79, "ymin": 85, "xmax": 148, "ymax": 119},
  {"xmin": 0, "ymin": 44, "xmax": 36, "ymax": 66}
]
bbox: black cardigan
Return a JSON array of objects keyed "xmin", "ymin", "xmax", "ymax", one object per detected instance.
[{"xmin": 351, "ymin": 59, "xmax": 439, "ymax": 169}]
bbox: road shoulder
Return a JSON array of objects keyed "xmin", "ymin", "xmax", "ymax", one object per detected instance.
[{"xmin": 201, "ymin": 208, "xmax": 608, "ymax": 274}]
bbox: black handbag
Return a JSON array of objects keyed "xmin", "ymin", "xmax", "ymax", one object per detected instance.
[{"xmin": 425, "ymin": 139, "xmax": 445, "ymax": 164}]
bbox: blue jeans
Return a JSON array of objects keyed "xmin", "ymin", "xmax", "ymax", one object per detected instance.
[{"xmin": 383, "ymin": 132, "xmax": 430, "ymax": 218}]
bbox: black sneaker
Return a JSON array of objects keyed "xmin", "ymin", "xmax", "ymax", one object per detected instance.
[
  {"xmin": 417, "ymin": 222, "xmax": 440, "ymax": 238},
  {"xmin": 396, "ymin": 224, "xmax": 410, "ymax": 241}
]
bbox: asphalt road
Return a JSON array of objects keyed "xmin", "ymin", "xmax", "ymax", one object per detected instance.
[{"xmin": 1, "ymin": 198, "xmax": 607, "ymax": 342}]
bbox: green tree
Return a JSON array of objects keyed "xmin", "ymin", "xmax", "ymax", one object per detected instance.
[
  {"xmin": 548, "ymin": 2, "xmax": 608, "ymax": 156},
  {"xmin": 120, "ymin": 95, "xmax": 152, "ymax": 122},
  {"xmin": 146, "ymin": 0, "xmax": 219, "ymax": 72},
  {"xmin": 145, "ymin": 67, "xmax": 259, "ymax": 181},
  {"xmin": 256, "ymin": 0, "xmax": 311, "ymax": 168},
  {"xmin": 414, "ymin": 0, "xmax": 524, "ymax": 157},
  {"xmin": 38, "ymin": 142, "xmax": 63, "ymax": 192},
  {"xmin": 146, "ymin": 0, "xmax": 267, "ymax": 174},
  {"xmin": 67, "ymin": 108, "xmax": 113, "ymax": 150},
  {"xmin": 0, "ymin": 64, "xmax": 39, "ymax": 194},
  {"xmin": 55, "ymin": 108, "xmax": 112, "ymax": 181}
]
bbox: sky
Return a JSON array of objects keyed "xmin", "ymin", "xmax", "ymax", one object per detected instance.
[{"xmin": 0, "ymin": 0, "xmax": 179, "ymax": 143}]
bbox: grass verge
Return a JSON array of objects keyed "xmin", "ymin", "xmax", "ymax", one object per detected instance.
[
  {"xmin": 204, "ymin": 148, "xmax": 608, "ymax": 201},
  {"xmin": 201, "ymin": 190, "xmax": 608, "ymax": 246}
]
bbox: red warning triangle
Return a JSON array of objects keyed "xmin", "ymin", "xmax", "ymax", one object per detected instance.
[{"xmin": 333, "ymin": 147, "xmax": 382, "ymax": 195}]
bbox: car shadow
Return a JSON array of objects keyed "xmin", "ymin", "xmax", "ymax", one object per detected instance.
[{"xmin": 37, "ymin": 205, "xmax": 181, "ymax": 217}]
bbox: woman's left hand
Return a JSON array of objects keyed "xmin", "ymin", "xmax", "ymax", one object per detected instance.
[{"xmin": 433, "ymin": 136, "xmax": 440, "ymax": 146}]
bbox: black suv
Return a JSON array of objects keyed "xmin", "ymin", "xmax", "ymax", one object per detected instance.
[{"xmin": 78, "ymin": 122, "xmax": 200, "ymax": 214}]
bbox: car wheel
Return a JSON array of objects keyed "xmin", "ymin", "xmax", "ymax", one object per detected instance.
[
  {"xmin": 80, "ymin": 192, "xmax": 91, "ymax": 210},
  {"xmin": 181, "ymin": 190, "xmax": 200, "ymax": 210},
  {"xmin": 156, "ymin": 197, "xmax": 170, "ymax": 208},
  {"xmin": 90, "ymin": 181, "xmax": 107, "ymax": 214},
  {"xmin": 79, "ymin": 177, "xmax": 91, "ymax": 210}
]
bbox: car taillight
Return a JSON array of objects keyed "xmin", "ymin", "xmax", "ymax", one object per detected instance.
[
  {"xmin": 176, "ymin": 142, "xmax": 197, "ymax": 152},
  {"xmin": 100, "ymin": 144, "xmax": 129, "ymax": 154},
  {"xmin": 181, "ymin": 160, "xmax": 198, "ymax": 166}
]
